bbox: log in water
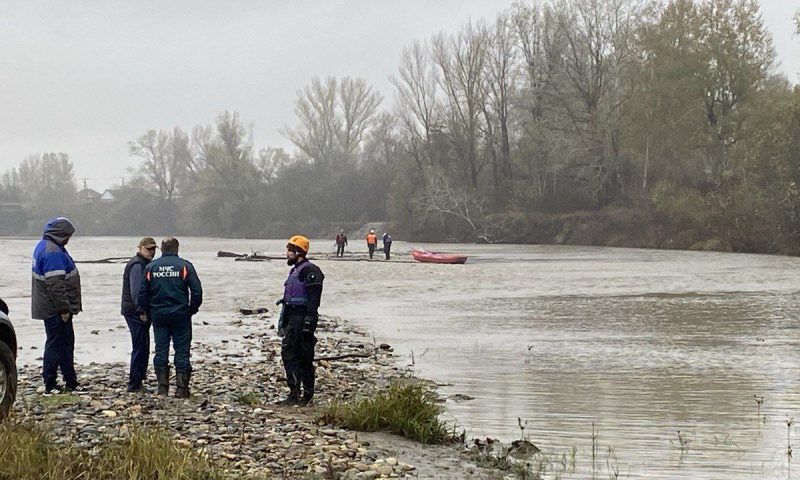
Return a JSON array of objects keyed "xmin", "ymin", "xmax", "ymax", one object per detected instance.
[{"xmin": 6, "ymin": 237, "xmax": 800, "ymax": 478}]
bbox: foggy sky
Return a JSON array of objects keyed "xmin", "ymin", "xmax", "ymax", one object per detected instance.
[{"xmin": 1, "ymin": 0, "xmax": 798, "ymax": 191}]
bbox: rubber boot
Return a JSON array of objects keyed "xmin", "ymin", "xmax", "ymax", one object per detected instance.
[
  {"xmin": 175, "ymin": 371, "xmax": 191, "ymax": 399},
  {"xmin": 156, "ymin": 367, "xmax": 170, "ymax": 396},
  {"xmin": 299, "ymin": 393, "xmax": 313, "ymax": 406}
]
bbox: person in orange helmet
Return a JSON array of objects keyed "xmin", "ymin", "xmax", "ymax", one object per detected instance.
[
  {"xmin": 276, "ymin": 235, "xmax": 325, "ymax": 406},
  {"xmin": 366, "ymin": 229, "xmax": 378, "ymax": 259}
]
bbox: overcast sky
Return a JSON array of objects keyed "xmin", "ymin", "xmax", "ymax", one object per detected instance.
[{"xmin": 1, "ymin": 0, "xmax": 797, "ymax": 191}]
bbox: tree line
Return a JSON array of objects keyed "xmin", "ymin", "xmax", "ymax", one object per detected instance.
[{"xmin": 1, "ymin": 0, "xmax": 799, "ymax": 253}]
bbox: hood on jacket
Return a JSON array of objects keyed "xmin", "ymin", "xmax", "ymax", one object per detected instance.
[{"xmin": 42, "ymin": 217, "xmax": 76, "ymax": 246}]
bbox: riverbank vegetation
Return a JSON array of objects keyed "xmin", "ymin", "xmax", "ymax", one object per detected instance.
[
  {"xmin": 1, "ymin": 0, "xmax": 798, "ymax": 254},
  {"xmin": 0, "ymin": 418, "xmax": 228, "ymax": 480},
  {"xmin": 318, "ymin": 383, "xmax": 455, "ymax": 445}
]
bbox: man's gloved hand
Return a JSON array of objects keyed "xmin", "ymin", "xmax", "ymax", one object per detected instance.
[
  {"xmin": 302, "ymin": 316, "xmax": 317, "ymax": 333},
  {"xmin": 276, "ymin": 301, "xmax": 287, "ymax": 337}
]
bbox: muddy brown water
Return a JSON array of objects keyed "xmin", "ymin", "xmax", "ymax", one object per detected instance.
[{"xmin": 2, "ymin": 236, "xmax": 800, "ymax": 478}]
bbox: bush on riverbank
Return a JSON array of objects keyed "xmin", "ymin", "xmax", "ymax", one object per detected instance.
[
  {"xmin": 318, "ymin": 383, "xmax": 455, "ymax": 445},
  {"xmin": 0, "ymin": 418, "xmax": 228, "ymax": 480}
]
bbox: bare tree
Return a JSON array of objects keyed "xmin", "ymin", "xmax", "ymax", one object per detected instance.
[
  {"xmin": 363, "ymin": 112, "xmax": 399, "ymax": 166},
  {"xmin": 483, "ymin": 12, "xmax": 517, "ymax": 187},
  {"xmin": 390, "ymin": 41, "xmax": 442, "ymax": 174},
  {"xmin": 282, "ymin": 76, "xmax": 383, "ymax": 169},
  {"xmin": 190, "ymin": 111, "xmax": 258, "ymax": 190},
  {"xmin": 556, "ymin": 0, "xmax": 645, "ymax": 204},
  {"xmin": 338, "ymin": 77, "xmax": 384, "ymax": 154},
  {"xmin": 129, "ymin": 128, "xmax": 191, "ymax": 201},
  {"xmin": 795, "ymin": 8, "xmax": 800, "ymax": 36},
  {"xmin": 415, "ymin": 171, "xmax": 508, "ymax": 242},
  {"xmin": 14, "ymin": 153, "xmax": 77, "ymax": 212},
  {"xmin": 432, "ymin": 21, "xmax": 489, "ymax": 189},
  {"xmin": 256, "ymin": 147, "xmax": 292, "ymax": 184},
  {"xmin": 282, "ymin": 76, "xmax": 340, "ymax": 169}
]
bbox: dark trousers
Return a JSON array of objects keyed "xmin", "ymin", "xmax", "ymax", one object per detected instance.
[
  {"xmin": 42, "ymin": 314, "xmax": 77, "ymax": 389},
  {"xmin": 153, "ymin": 315, "xmax": 192, "ymax": 374},
  {"xmin": 368, "ymin": 243, "xmax": 376, "ymax": 259},
  {"xmin": 336, "ymin": 244, "xmax": 345, "ymax": 257},
  {"xmin": 384, "ymin": 244, "xmax": 391, "ymax": 260},
  {"xmin": 125, "ymin": 315, "xmax": 151, "ymax": 388},
  {"xmin": 281, "ymin": 314, "xmax": 317, "ymax": 398}
]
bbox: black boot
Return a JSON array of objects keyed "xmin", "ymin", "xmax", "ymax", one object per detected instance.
[
  {"xmin": 299, "ymin": 393, "xmax": 313, "ymax": 406},
  {"xmin": 156, "ymin": 367, "xmax": 170, "ymax": 396},
  {"xmin": 276, "ymin": 388, "xmax": 300, "ymax": 405},
  {"xmin": 175, "ymin": 371, "xmax": 191, "ymax": 399}
]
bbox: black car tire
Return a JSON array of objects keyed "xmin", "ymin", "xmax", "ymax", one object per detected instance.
[{"xmin": 0, "ymin": 340, "xmax": 17, "ymax": 420}]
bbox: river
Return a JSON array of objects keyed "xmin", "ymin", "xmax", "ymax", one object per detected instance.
[{"xmin": 2, "ymin": 236, "xmax": 799, "ymax": 478}]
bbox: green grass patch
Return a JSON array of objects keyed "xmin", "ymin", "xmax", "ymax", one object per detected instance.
[
  {"xmin": 0, "ymin": 418, "xmax": 231, "ymax": 480},
  {"xmin": 234, "ymin": 391, "xmax": 262, "ymax": 407},
  {"xmin": 317, "ymin": 383, "xmax": 455, "ymax": 444}
]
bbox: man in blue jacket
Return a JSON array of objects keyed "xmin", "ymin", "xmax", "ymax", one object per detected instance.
[
  {"xmin": 120, "ymin": 237, "xmax": 157, "ymax": 392},
  {"xmin": 31, "ymin": 217, "xmax": 84, "ymax": 395},
  {"xmin": 382, "ymin": 232, "xmax": 393, "ymax": 260},
  {"xmin": 138, "ymin": 237, "xmax": 202, "ymax": 398}
]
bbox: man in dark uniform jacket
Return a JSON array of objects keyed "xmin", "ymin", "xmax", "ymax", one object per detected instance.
[
  {"xmin": 277, "ymin": 235, "xmax": 324, "ymax": 406},
  {"xmin": 120, "ymin": 237, "xmax": 157, "ymax": 392},
  {"xmin": 138, "ymin": 237, "xmax": 202, "ymax": 398}
]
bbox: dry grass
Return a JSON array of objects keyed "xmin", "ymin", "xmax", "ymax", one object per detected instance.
[{"xmin": 0, "ymin": 417, "xmax": 232, "ymax": 480}]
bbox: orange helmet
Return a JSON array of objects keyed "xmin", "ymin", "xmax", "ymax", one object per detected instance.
[{"xmin": 287, "ymin": 235, "xmax": 310, "ymax": 254}]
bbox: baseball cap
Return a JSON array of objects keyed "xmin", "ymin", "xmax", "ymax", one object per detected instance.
[{"xmin": 138, "ymin": 237, "xmax": 158, "ymax": 248}]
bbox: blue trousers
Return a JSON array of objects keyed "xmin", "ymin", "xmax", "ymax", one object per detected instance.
[
  {"xmin": 124, "ymin": 315, "xmax": 151, "ymax": 388},
  {"xmin": 152, "ymin": 315, "xmax": 192, "ymax": 374},
  {"xmin": 42, "ymin": 314, "xmax": 77, "ymax": 389}
]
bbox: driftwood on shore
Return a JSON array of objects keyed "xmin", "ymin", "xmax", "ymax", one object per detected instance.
[
  {"xmin": 315, "ymin": 352, "xmax": 373, "ymax": 362},
  {"xmin": 220, "ymin": 250, "xmax": 415, "ymax": 263},
  {"xmin": 234, "ymin": 255, "xmax": 286, "ymax": 262},
  {"xmin": 217, "ymin": 250, "xmax": 248, "ymax": 258},
  {"xmin": 238, "ymin": 307, "xmax": 269, "ymax": 315},
  {"xmin": 75, "ymin": 257, "xmax": 130, "ymax": 264}
]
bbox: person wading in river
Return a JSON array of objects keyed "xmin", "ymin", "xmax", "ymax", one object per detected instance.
[
  {"xmin": 138, "ymin": 237, "xmax": 202, "ymax": 398},
  {"xmin": 120, "ymin": 237, "xmax": 157, "ymax": 392},
  {"xmin": 382, "ymin": 232, "xmax": 392, "ymax": 260},
  {"xmin": 335, "ymin": 229, "xmax": 347, "ymax": 258},
  {"xmin": 366, "ymin": 229, "xmax": 378, "ymax": 259},
  {"xmin": 276, "ymin": 235, "xmax": 324, "ymax": 406},
  {"xmin": 32, "ymin": 217, "xmax": 85, "ymax": 395}
]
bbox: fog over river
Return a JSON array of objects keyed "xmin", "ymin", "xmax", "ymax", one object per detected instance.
[{"xmin": 3, "ymin": 236, "xmax": 800, "ymax": 479}]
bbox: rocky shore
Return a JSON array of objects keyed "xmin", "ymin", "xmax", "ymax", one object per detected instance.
[{"xmin": 12, "ymin": 313, "xmax": 502, "ymax": 479}]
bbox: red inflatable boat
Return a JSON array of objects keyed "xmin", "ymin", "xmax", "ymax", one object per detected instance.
[{"xmin": 410, "ymin": 248, "xmax": 468, "ymax": 264}]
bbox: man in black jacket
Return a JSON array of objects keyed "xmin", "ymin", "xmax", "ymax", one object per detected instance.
[
  {"xmin": 120, "ymin": 237, "xmax": 157, "ymax": 392},
  {"xmin": 138, "ymin": 237, "xmax": 202, "ymax": 398},
  {"xmin": 277, "ymin": 235, "xmax": 324, "ymax": 406}
]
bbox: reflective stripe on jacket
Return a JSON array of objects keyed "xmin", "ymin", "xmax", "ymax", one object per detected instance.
[
  {"xmin": 31, "ymin": 218, "xmax": 81, "ymax": 320},
  {"xmin": 139, "ymin": 253, "xmax": 202, "ymax": 319}
]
